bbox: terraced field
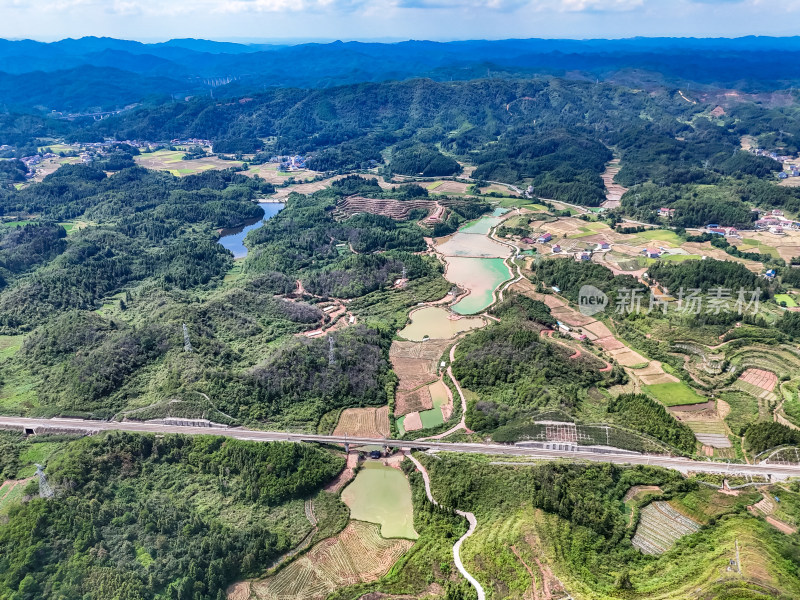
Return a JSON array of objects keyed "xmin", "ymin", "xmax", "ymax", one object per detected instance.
[
  {"xmin": 632, "ymin": 501, "xmax": 701, "ymax": 555},
  {"xmin": 250, "ymin": 521, "xmax": 413, "ymax": 600},
  {"xmin": 728, "ymin": 345, "xmax": 800, "ymax": 379},
  {"xmin": 336, "ymin": 196, "xmax": 443, "ymax": 225}
]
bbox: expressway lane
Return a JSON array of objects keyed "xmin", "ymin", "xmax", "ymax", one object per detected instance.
[{"xmin": 2, "ymin": 416, "xmax": 800, "ymax": 480}]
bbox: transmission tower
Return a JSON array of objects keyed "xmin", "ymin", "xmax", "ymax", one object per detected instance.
[
  {"xmin": 36, "ymin": 464, "xmax": 54, "ymax": 498},
  {"xmin": 328, "ymin": 336, "xmax": 335, "ymax": 366},
  {"xmin": 183, "ymin": 323, "xmax": 193, "ymax": 353},
  {"xmin": 401, "ymin": 266, "xmax": 407, "ymax": 280}
]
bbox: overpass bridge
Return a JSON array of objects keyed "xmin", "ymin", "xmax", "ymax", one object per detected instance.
[{"xmin": 2, "ymin": 416, "xmax": 800, "ymax": 480}]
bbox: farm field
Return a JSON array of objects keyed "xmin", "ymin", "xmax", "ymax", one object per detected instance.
[
  {"xmin": 332, "ymin": 406, "xmax": 390, "ymax": 438},
  {"xmin": 135, "ymin": 149, "xmax": 245, "ymax": 175},
  {"xmin": 0, "ymin": 334, "xmax": 23, "ymax": 362},
  {"xmin": 397, "ymin": 306, "xmax": 485, "ymax": 341},
  {"xmin": 248, "ymin": 520, "xmax": 413, "ymax": 600},
  {"xmin": 631, "ymin": 229, "xmax": 684, "ymax": 246},
  {"xmin": 644, "ymin": 382, "xmax": 707, "ymax": 407},
  {"xmin": 340, "ymin": 462, "xmax": 418, "ymax": 539},
  {"xmin": 738, "ymin": 368, "xmax": 778, "ymax": 392},
  {"xmin": 399, "ymin": 380, "xmax": 451, "ymax": 430},
  {"xmin": 631, "ymin": 501, "xmax": 701, "ymax": 555},
  {"xmin": 390, "ymin": 338, "xmax": 450, "ymax": 416}
]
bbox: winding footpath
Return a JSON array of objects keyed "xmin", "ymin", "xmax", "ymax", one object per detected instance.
[{"xmin": 406, "ymin": 453, "xmax": 485, "ymax": 600}]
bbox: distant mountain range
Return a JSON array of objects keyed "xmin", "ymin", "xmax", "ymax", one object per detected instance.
[{"xmin": 2, "ymin": 36, "xmax": 800, "ymax": 113}]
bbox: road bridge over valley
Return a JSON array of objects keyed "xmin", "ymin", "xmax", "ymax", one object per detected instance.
[{"xmin": 1, "ymin": 416, "xmax": 799, "ymax": 480}]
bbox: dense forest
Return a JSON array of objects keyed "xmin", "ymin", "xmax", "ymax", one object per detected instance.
[
  {"xmin": 531, "ymin": 258, "xmax": 647, "ymax": 309},
  {"xmin": 647, "ymin": 258, "xmax": 765, "ymax": 297},
  {"xmin": 0, "ymin": 165, "xmax": 480, "ymax": 427},
  {"xmin": 453, "ymin": 295, "xmax": 618, "ymax": 433},
  {"xmin": 0, "ymin": 432, "xmax": 343, "ymax": 600}
]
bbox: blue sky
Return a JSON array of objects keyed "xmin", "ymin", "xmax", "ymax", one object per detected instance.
[{"xmin": 1, "ymin": 0, "xmax": 796, "ymax": 42}]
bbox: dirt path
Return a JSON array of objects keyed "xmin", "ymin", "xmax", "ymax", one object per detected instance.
[
  {"xmin": 406, "ymin": 454, "xmax": 485, "ymax": 600},
  {"xmin": 510, "ymin": 545, "xmax": 540, "ymax": 600},
  {"xmin": 747, "ymin": 496, "xmax": 798, "ymax": 534},
  {"xmin": 0, "ymin": 478, "xmax": 33, "ymax": 503}
]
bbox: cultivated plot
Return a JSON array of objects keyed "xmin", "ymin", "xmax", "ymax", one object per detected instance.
[
  {"xmin": 332, "ymin": 406, "xmax": 390, "ymax": 439},
  {"xmin": 632, "ymin": 501, "xmax": 701, "ymax": 555},
  {"xmin": 249, "ymin": 520, "xmax": 413, "ymax": 600}
]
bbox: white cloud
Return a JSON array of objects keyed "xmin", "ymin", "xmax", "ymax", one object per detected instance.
[{"xmin": 392, "ymin": 0, "xmax": 642, "ymax": 9}]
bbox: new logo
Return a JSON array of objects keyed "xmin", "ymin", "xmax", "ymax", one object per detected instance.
[{"xmin": 578, "ymin": 285, "xmax": 608, "ymax": 316}]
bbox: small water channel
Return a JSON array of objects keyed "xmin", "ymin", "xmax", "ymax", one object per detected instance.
[{"xmin": 217, "ymin": 201, "xmax": 284, "ymax": 258}]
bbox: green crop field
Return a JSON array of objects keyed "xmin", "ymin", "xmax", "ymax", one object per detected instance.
[
  {"xmin": 631, "ymin": 229, "xmax": 684, "ymax": 246},
  {"xmin": 659, "ymin": 253, "xmax": 702, "ymax": 263},
  {"xmin": 775, "ymin": 293, "xmax": 798, "ymax": 307},
  {"xmin": 644, "ymin": 382, "xmax": 707, "ymax": 406}
]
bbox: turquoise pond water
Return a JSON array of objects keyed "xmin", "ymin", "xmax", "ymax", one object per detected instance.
[
  {"xmin": 450, "ymin": 257, "xmax": 512, "ymax": 315},
  {"xmin": 456, "ymin": 207, "xmax": 509, "ymax": 235}
]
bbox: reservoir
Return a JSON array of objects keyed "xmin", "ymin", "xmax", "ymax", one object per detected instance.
[{"xmin": 217, "ymin": 201, "xmax": 284, "ymax": 258}]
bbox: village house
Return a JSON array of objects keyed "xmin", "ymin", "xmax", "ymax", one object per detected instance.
[
  {"xmin": 724, "ymin": 227, "xmax": 739, "ymax": 237},
  {"xmin": 551, "ymin": 244, "xmax": 562, "ymax": 253},
  {"xmin": 537, "ymin": 232, "xmax": 553, "ymax": 243},
  {"xmin": 658, "ymin": 207, "xmax": 675, "ymax": 218},
  {"xmin": 642, "ymin": 248, "xmax": 661, "ymax": 259}
]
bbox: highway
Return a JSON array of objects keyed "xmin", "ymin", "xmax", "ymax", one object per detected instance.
[{"xmin": 2, "ymin": 416, "xmax": 800, "ymax": 480}]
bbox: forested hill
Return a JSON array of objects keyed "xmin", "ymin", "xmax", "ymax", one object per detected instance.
[
  {"xmin": 4, "ymin": 36, "xmax": 800, "ymax": 112},
  {"xmin": 57, "ymin": 75, "xmax": 793, "ymax": 205}
]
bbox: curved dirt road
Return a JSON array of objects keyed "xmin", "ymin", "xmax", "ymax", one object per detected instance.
[{"xmin": 407, "ymin": 453, "xmax": 485, "ymax": 600}]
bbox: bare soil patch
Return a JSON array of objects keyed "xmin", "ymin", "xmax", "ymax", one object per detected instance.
[
  {"xmin": 433, "ymin": 181, "xmax": 470, "ymax": 194},
  {"xmin": 325, "ymin": 452, "xmax": 360, "ymax": 493},
  {"xmin": 337, "ymin": 196, "xmax": 443, "ymax": 224},
  {"xmin": 226, "ymin": 581, "xmax": 251, "ymax": 600},
  {"xmin": 390, "ymin": 340, "xmax": 448, "ymax": 386},
  {"xmin": 402, "ymin": 412, "xmax": 424, "ymax": 432},
  {"xmin": 623, "ymin": 485, "xmax": 662, "ymax": 503},
  {"xmin": 739, "ymin": 368, "xmax": 778, "ymax": 392},
  {"xmin": 395, "ymin": 387, "xmax": 433, "ymax": 417}
]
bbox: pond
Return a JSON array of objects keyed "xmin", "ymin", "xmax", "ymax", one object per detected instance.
[
  {"xmin": 397, "ymin": 306, "xmax": 485, "ymax": 341},
  {"xmin": 456, "ymin": 207, "xmax": 509, "ymax": 235},
  {"xmin": 217, "ymin": 201, "xmax": 284, "ymax": 258},
  {"xmin": 447, "ymin": 257, "xmax": 512, "ymax": 315},
  {"xmin": 341, "ymin": 462, "xmax": 418, "ymax": 539}
]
